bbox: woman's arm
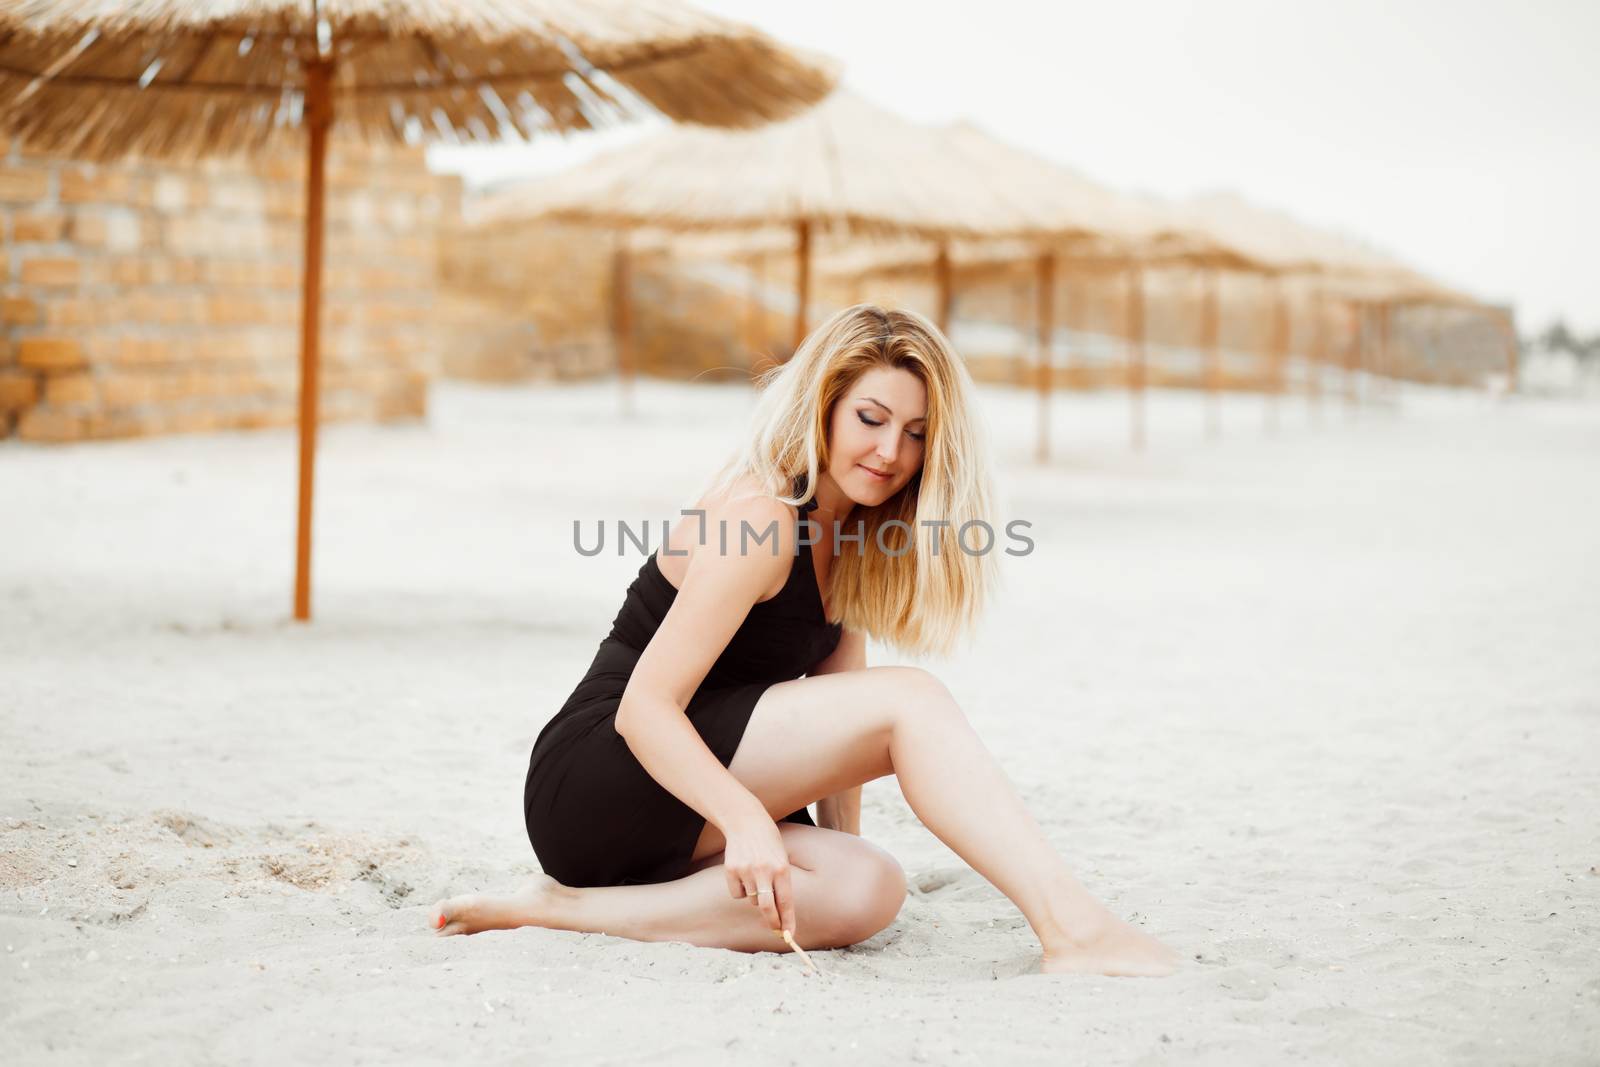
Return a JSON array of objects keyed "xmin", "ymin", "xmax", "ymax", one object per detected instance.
[
  {"xmin": 614, "ymin": 494, "xmax": 796, "ymax": 837},
  {"xmin": 618, "ymin": 493, "xmax": 820, "ymax": 934},
  {"xmin": 808, "ymin": 627, "xmax": 866, "ymax": 835}
]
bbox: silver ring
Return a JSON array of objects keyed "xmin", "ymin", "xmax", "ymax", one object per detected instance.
[{"xmin": 756, "ymin": 888, "xmax": 773, "ymax": 895}]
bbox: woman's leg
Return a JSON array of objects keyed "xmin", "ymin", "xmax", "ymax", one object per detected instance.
[
  {"xmin": 690, "ymin": 666, "xmax": 1179, "ymax": 976},
  {"xmin": 432, "ymin": 823, "xmax": 906, "ymax": 952}
]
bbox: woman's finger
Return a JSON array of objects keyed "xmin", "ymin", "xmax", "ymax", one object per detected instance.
[
  {"xmin": 775, "ymin": 866, "xmax": 797, "ymax": 937},
  {"xmin": 756, "ymin": 886, "xmax": 780, "ymax": 932}
]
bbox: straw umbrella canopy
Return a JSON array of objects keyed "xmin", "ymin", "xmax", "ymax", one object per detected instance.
[
  {"xmin": 1180, "ymin": 192, "xmax": 1492, "ymax": 415},
  {"xmin": 1173, "ymin": 193, "xmax": 1336, "ymax": 430},
  {"xmin": 1182, "ymin": 192, "xmax": 1473, "ymax": 300},
  {"xmin": 818, "ymin": 124, "xmax": 1266, "ymax": 455},
  {"xmin": 0, "ymin": 0, "xmax": 837, "ymax": 621},
  {"xmin": 482, "ymin": 91, "xmax": 1064, "ymax": 366}
]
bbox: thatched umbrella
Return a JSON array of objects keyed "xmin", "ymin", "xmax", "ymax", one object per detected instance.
[
  {"xmin": 482, "ymin": 91, "xmax": 1054, "ymax": 378},
  {"xmin": 1181, "ymin": 192, "xmax": 1491, "ymax": 422},
  {"xmin": 817, "ymin": 129, "xmax": 1264, "ymax": 456},
  {"xmin": 0, "ymin": 0, "xmax": 836, "ymax": 621},
  {"xmin": 1334, "ymin": 281, "xmax": 1504, "ymax": 406}
]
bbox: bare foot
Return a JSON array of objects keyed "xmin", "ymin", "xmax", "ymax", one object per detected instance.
[
  {"xmin": 430, "ymin": 873, "xmax": 570, "ymax": 936},
  {"xmin": 1039, "ymin": 915, "xmax": 1182, "ymax": 978}
]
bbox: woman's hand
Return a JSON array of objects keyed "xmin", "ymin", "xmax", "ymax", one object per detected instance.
[{"xmin": 720, "ymin": 812, "xmax": 796, "ymax": 937}]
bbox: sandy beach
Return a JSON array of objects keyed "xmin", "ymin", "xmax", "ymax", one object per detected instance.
[{"xmin": 2, "ymin": 379, "xmax": 1596, "ymax": 1064}]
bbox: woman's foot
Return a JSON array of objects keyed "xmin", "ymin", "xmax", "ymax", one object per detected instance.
[
  {"xmin": 430, "ymin": 873, "xmax": 570, "ymax": 936},
  {"xmin": 1038, "ymin": 914, "xmax": 1182, "ymax": 977}
]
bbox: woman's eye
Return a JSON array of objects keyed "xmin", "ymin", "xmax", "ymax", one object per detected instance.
[{"xmin": 859, "ymin": 411, "xmax": 924, "ymax": 441}]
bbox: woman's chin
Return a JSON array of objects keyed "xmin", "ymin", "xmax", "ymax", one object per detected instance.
[{"xmin": 852, "ymin": 483, "xmax": 896, "ymax": 505}]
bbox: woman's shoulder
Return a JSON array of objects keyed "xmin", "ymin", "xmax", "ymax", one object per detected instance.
[
  {"xmin": 664, "ymin": 474, "xmax": 799, "ymax": 599},
  {"xmin": 692, "ymin": 473, "xmax": 800, "ymax": 528}
]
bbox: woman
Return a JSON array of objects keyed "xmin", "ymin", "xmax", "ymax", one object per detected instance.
[{"xmin": 431, "ymin": 305, "xmax": 1178, "ymax": 977}]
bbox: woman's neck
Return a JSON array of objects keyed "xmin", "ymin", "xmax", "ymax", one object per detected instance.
[{"xmin": 808, "ymin": 470, "xmax": 856, "ymax": 532}]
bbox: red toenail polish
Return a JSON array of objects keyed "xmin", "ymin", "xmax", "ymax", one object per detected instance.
[{"xmin": 435, "ymin": 914, "xmax": 445, "ymax": 929}]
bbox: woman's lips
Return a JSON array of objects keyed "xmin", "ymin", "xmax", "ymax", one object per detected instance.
[{"xmin": 858, "ymin": 464, "xmax": 892, "ymax": 481}]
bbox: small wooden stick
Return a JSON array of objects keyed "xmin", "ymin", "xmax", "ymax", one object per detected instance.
[{"xmin": 779, "ymin": 929, "xmax": 820, "ymax": 974}]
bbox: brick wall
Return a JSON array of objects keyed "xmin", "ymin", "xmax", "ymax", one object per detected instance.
[
  {"xmin": 0, "ymin": 136, "xmax": 460, "ymax": 441},
  {"xmin": 436, "ymin": 215, "xmax": 814, "ymax": 384},
  {"xmin": 434, "ymin": 216, "xmax": 616, "ymax": 382},
  {"xmin": 434, "ymin": 216, "xmax": 1513, "ymax": 395}
]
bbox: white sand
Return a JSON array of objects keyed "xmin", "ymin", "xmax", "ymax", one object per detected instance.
[{"xmin": 2, "ymin": 379, "xmax": 1596, "ymax": 1064}]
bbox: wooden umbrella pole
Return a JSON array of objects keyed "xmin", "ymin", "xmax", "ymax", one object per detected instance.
[
  {"xmin": 1061, "ymin": 261, "xmax": 1077, "ymax": 385},
  {"xmin": 1377, "ymin": 299, "xmax": 1392, "ymax": 406},
  {"xmin": 1035, "ymin": 250, "xmax": 1055, "ymax": 462},
  {"xmin": 612, "ymin": 237, "xmax": 634, "ymax": 416},
  {"xmin": 1440, "ymin": 302, "xmax": 1452, "ymax": 385},
  {"xmin": 792, "ymin": 218, "xmax": 812, "ymax": 355},
  {"xmin": 1308, "ymin": 288, "xmax": 1325, "ymax": 422},
  {"xmin": 293, "ymin": 54, "xmax": 333, "ymax": 622},
  {"xmin": 744, "ymin": 252, "xmax": 763, "ymax": 383},
  {"xmin": 1127, "ymin": 264, "xmax": 1146, "ymax": 451},
  {"xmin": 1265, "ymin": 277, "xmax": 1288, "ymax": 436},
  {"xmin": 1202, "ymin": 267, "xmax": 1221, "ymax": 440},
  {"xmin": 935, "ymin": 241, "xmax": 953, "ymax": 334},
  {"xmin": 1500, "ymin": 307, "xmax": 1519, "ymax": 394},
  {"xmin": 1346, "ymin": 300, "xmax": 1363, "ymax": 414}
]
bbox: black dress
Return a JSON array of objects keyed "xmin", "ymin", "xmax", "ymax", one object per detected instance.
[{"xmin": 524, "ymin": 483, "xmax": 843, "ymax": 887}]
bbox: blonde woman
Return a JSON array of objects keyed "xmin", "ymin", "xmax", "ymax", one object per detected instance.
[{"xmin": 432, "ymin": 305, "xmax": 1178, "ymax": 977}]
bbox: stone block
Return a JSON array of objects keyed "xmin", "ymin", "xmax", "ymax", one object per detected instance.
[
  {"xmin": 12, "ymin": 210, "xmax": 66, "ymax": 242},
  {"xmin": 1, "ymin": 296, "xmax": 40, "ymax": 326},
  {"xmin": 0, "ymin": 370, "xmax": 39, "ymax": 412},
  {"xmin": 59, "ymin": 167, "xmax": 132, "ymax": 204},
  {"xmin": 19, "ymin": 257, "xmax": 80, "ymax": 287},
  {"xmin": 100, "ymin": 374, "xmax": 156, "ymax": 407},
  {"xmin": 44, "ymin": 297, "xmax": 98, "ymax": 327},
  {"xmin": 109, "ymin": 256, "xmax": 151, "ymax": 286},
  {"xmin": 236, "ymin": 407, "xmax": 297, "ymax": 430},
  {"xmin": 18, "ymin": 337, "xmax": 86, "ymax": 370},
  {"xmin": 210, "ymin": 180, "xmax": 266, "ymax": 217},
  {"xmin": 44, "ymin": 373, "xmax": 95, "ymax": 405},
  {"xmin": 17, "ymin": 406, "xmax": 86, "ymax": 441},
  {"xmin": 107, "ymin": 338, "xmax": 168, "ymax": 367},
  {"xmin": 204, "ymin": 294, "xmax": 271, "ymax": 326},
  {"xmin": 0, "ymin": 166, "xmax": 50, "ymax": 203},
  {"xmin": 86, "ymin": 409, "xmax": 166, "ymax": 439},
  {"xmin": 72, "ymin": 207, "xmax": 143, "ymax": 252}
]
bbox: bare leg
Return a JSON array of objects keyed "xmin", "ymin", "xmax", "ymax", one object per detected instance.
[
  {"xmin": 690, "ymin": 667, "xmax": 1180, "ymax": 977},
  {"xmin": 451, "ymin": 668, "xmax": 1177, "ymax": 976},
  {"xmin": 431, "ymin": 823, "xmax": 905, "ymax": 953}
]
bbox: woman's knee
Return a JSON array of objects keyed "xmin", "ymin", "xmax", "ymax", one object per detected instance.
[
  {"xmin": 867, "ymin": 844, "xmax": 907, "ymax": 919},
  {"xmin": 822, "ymin": 842, "xmax": 906, "ymax": 946},
  {"xmin": 871, "ymin": 665, "xmax": 960, "ymax": 727}
]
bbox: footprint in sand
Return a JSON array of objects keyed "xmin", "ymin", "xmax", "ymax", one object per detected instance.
[{"xmin": 910, "ymin": 867, "xmax": 1000, "ymax": 901}]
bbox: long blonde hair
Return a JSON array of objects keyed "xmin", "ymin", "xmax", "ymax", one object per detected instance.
[{"xmin": 702, "ymin": 304, "xmax": 998, "ymax": 658}]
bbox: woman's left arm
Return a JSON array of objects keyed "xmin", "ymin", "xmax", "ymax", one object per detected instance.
[{"xmin": 808, "ymin": 627, "xmax": 866, "ymax": 836}]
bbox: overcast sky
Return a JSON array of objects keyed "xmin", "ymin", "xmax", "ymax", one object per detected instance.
[{"xmin": 430, "ymin": 0, "xmax": 1599, "ymax": 332}]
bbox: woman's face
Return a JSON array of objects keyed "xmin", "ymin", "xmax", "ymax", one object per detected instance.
[{"xmin": 826, "ymin": 365, "xmax": 928, "ymax": 506}]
